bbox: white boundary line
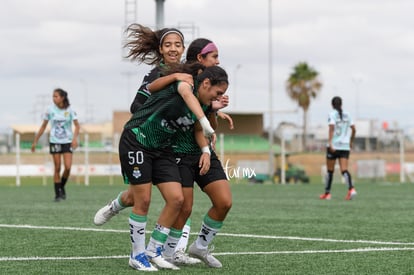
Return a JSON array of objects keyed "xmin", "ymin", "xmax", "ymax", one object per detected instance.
[
  {"xmin": 2, "ymin": 224, "xmax": 414, "ymax": 262},
  {"xmin": 215, "ymin": 247, "xmax": 414, "ymax": 255},
  {"xmin": 2, "ymin": 247, "xmax": 414, "ymax": 262},
  {"xmin": 0, "ymin": 224, "xmax": 126, "ymax": 233},
  {"xmin": 0, "ymin": 255, "xmax": 127, "ymax": 262},
  {"xmin": 1, "ymin": 224, "xmax": 414, "ymax": 246},
  {"xmin": 219, "ymin": 233, "xmax": 414, "ymax": 246}
]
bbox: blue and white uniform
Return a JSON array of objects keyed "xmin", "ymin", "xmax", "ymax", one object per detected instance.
[
  {"xmin": 43, "ymin": 104, "xmax": 78, "ymax": 144},
  {"xmin": 327, "ymin": 109, "xmax": 354, "ymax": 151}
]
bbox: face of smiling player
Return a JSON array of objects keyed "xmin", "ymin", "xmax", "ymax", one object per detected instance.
[
  {"xmin": 197, "ymin": 79, "xmax": 228, "ymax": 106},
  {"xmin": 159, "ymin": 33, "xmax": 185, "ymax": 65}
]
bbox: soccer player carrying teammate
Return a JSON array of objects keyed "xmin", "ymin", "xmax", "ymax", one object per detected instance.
[
  {"xmin": 95, "ymin": 28, "xmax": 233, "ymax": 269},
  {"xmin": 94, "ymin": 24, "xmax": 228, "ymax": 271}
]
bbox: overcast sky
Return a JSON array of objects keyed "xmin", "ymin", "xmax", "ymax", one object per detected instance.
[{"xmin": 2, "ymin": 0, "xmax": 414, "ymax": 133}]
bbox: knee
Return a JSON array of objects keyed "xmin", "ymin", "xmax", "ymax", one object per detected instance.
[
  {"xmin": 135, "ymin": 196, "xmax": 151, "ymax": 213},
  {"xmin": 216, "ymin": 198, "xmax": 232, "ymax": 214},
  {"xmin": 180, "ymin": 203, "xmax": 193, "ymax": 219},
  {"xmin": 176, "ymin": 194, "xmax": 185, "ymax": 209},
  {"xmin": 169, "ymin": 193, "xmax": 184, "ymax": 211},
  {"xmin": 223, "ymin": 199, "xmax": 233, "ymax": 212}
]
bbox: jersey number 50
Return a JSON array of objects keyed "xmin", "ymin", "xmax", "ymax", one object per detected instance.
[{"xmin": 128, "ymin": 151, "xmax": 144, "ymax": 165}]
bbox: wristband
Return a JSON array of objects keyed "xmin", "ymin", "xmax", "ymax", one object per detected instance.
[
  {"xmin": 199, "ymin": 116, "xmax": 209, "ymax": 125},
  {"xmin": 199, "ymin": 116, "xmax": 215, "ymax": 137},
  {"xmin": 201, "ymin": 146, "xmax": 211, "ymax": 155}
]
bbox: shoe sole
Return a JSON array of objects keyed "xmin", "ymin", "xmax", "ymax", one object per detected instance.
[
  {"xmin": 129, "ymin": 261, "xmax": 158, "ymax": 271},
  {"xmin": 345, "ymin": 192, "xmax": 357, "ymax": 200},
  {"xmin": 150, "ymin": 258, "xmax": 180, "ymax": 270},
  {"xmin": 188, "ymin": 252, "xmax": 222, "ymax": 268}
]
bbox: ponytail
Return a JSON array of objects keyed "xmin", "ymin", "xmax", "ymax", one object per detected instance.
[{"xmin": 331, "ymin": 96, "xmax": 342, "ymax": 120}]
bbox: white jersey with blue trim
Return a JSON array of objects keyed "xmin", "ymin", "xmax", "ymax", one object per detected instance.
[
  {"xmin": 327, "ymin": 109, "xmax": 354, "ymax": 150},
  {"xmin": 42, "ymin": 104, "xmax": 78, "ymax": 144}
]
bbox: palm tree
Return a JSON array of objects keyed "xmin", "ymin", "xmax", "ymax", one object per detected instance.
[{"xmin": 286, "ymin": 62, "xmax": 322, "ymax": 150}]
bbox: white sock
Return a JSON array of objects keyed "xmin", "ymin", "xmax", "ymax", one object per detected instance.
[
  {"xmin": 195, "ymin": 215, "xmax": 223, "ymax": 249},
  {"xmin": 146, "ymin": 224, "xmax": 170, "ymax": 255},
  {"xmin": 111, "ymin": 191, "xmax": 127, "ymax": 212},
  {"xmin": 129, "ymin": 213, "xmax": 147, "ymax": 258},
  {"xmin": 163, "ymin": 228, "xmax": 182, "ymax": 258},
  {"xmin": 175, "ymin": 220, "xmax": 191, "ymax": 252},
  {"xmin": 195, "ymin": 222, "xmax": 219, "ymax": 249}
]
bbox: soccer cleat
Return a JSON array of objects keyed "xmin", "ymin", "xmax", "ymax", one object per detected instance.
[
  {"xmin": 54, "ymin": 196, "xmax": 62, "ymax": 202},
  {"xmin": 60, "ymin": 187, "xmax": 66, "ymax": 200},
  {"xmin": 164, "ymin": 248, "xmax": 202, "ymax": 265},
  {"xmin": 345, "ymin": 188, "xmax": 357, "ymax": 200},
  {"xmin": 54, "ymin": 187, "xmax": 64, "ymax": 202},
  {"xmin": 319, "ymin": 193, "xmax": 331, "ymax": 200},
  {"xmin": 93, "ymin": 203, "xmax": 119, "ymax": 226},
  {"xmin": 147, "ymin": 247, "xmax": 180, "ymax": 270},
  {"xmin": 129, "ymin": 253, "xmax": 158, "ymax": 271},
  {"xmin": 188, "ymin": 242, "xmax": 222, "ymax": 268}
]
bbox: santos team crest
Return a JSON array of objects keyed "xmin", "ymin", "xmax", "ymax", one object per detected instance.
[{"xmin": 132, "ymin": 167, "xmax": 142, "ymax": 179}]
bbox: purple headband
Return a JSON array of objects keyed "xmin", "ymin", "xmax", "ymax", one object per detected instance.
[{"xmin": 200, "ymin": 42, "xmax": 218, "ymax": 55}]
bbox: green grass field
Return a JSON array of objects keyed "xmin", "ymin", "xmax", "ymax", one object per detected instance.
[{"xmin": 1, "ymin": 178, "xmax": 414, "ymax": 274}]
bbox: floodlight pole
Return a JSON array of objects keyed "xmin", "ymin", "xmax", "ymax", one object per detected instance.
[
  {"xmin": 280, "ymin": 128, "xmax": 286, "ymax": 184},
  {"xmin": 399, "ymin": 130, "xmax": 405, "ymax": 183},
  {"xmin": 268, "ymin": 0, "xmax": 275, "ymax": 181},
  {"xmin": 16, "ymin": 133, "xmax": 21, "ymax": 187},
  {"xmin": 155, "ymin": 0, "xmax": 165, "ymax": 29},
  {"xmin": 84, "ymin": 133, "xmax": 89, "ymax": 186}
]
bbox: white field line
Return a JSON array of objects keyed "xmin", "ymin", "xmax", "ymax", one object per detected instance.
[
  {"xmin": 214, "ymin": 247, "xmax": 414, "ymax": 255},
  {"xmin": 2, "ymin": 247, "xmax": 414, "ymax": 262},
  {"xmin": 1, "ymin": 223, "xmax": 414, "ymax": 246},
  {"xmin": 219, "ymin": 233, "xmax": 414, "ymax": 246},
  {"xmin": 0, "ymin": 255, "xmax": 127, "ymax": 261}
]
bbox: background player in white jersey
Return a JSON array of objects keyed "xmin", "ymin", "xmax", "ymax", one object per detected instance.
[
  {"xmin": 31, "ymin": 88, "xmax": 80, "ymax": 202},
  {"xmin": 320, "ymin": 96, "xmax": 357, "ymax": 200}
]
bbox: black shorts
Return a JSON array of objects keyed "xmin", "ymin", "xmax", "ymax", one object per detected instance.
[
  {"xmin": 49, "ymin": 143, "xmax": 72, "ymax": 154},
  {"xmin": 118, "ymin": 129, "xmax": 181, "ymax": 185},
  {"xmin": 326, "ymin": 148, "xmax": 350, "ymax": 160},
  {"xmin": 175, "ymin": 151, "xmax": 227, "ymax": 190}
]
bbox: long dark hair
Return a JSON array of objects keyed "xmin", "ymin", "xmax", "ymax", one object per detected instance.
[
  {"xmin": 54, "ymin": 88, "xmax": 70, "ymax": 108},
  {"xmin": 185, "ymin": 38, "xmax": 213, "ymax": 63},
  {"xmin": 331, "ymin": 96, "xmax": 343, "ymax": 120},
  {"xmin": 123, "ymin": 23, "xmax": 184, "ymax": 65},
  {"xmin": 163, "ymin": 63, "xmax": 228, "ymax": 89},
  {"xmin": 196, "ymin": 66, "xmax": 228, "ymax": 86}
]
